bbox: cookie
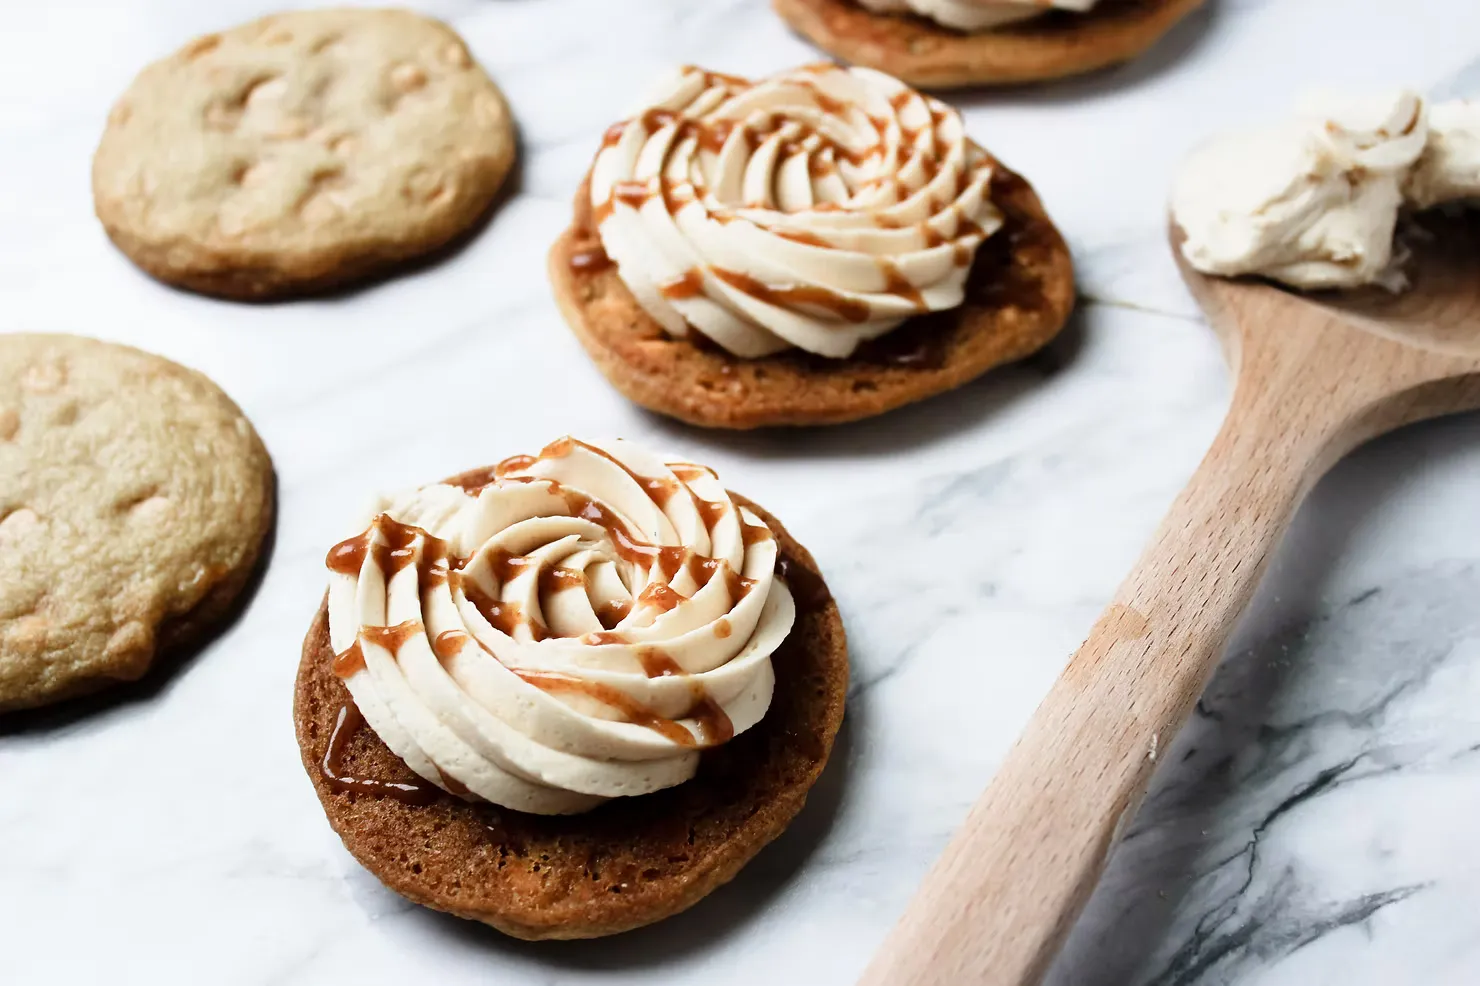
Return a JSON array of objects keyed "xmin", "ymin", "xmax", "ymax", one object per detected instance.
[
  {"xmin": 92, "ymin": 9, "xmax": 516, "ymax": 299},
  {"xmin": 0, "ymin": 334, "xmax": 274, "ymax": 712},
  {"xmin": 772, "ymin": 0, "xmax": 1208, "ymax": 89},
  {"xmin": 294, "ymin": 468, "xmax": 848, "ymax": 939},
  {"xmin": 550, "ymin": 165, "xmax": 1074, "ymax": 429}
]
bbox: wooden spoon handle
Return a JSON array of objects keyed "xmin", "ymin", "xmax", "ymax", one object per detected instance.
[{"xmin": 858, "ymin": 382, "xmax": 1352, "ymax": 986}]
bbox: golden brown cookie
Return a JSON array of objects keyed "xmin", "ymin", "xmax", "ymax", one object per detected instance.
[
  {"xmin": 0, "ymin": 334, "xmax": 274, "ymax": 712},
  {"xmin": 294, "ymin": 488, "xmax": 847, "ymax": 940},
  {"xmin": 92, "ymin": 9, "xmax": 516, "ymax": 299},
  {"xmin": 550, "ymin": 165, "xmax": 1075, "ymax": 429},
  {"xmin": 772, "ymin": 0, "xmax": 1207, "ymax": 89}
]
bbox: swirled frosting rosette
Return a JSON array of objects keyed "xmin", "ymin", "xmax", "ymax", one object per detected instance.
[
  {"xmin": 855, "ymin": 0, "xmax": 1098, "ymax": 32},
  {"xmin": 590, "ymin": 63, "xmax": 1005, "ymax": 359},
  {"xmin": 324, "ymin": 438, "xmax": 793, "ymax": 815}
]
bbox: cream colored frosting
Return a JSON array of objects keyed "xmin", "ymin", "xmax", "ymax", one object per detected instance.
[
  {"xmin": 857, "ymin": 0, "xmax": 1097, "ymax": 31},
  {"xmin": 1408, "ymin": 99, "xmax": 1480, "ymax": 208},
  {"xmin": 324, "ymin": 437, "xmax": 794, "ymax": 815},
  {"xmin": 1172, "ymin": 91, "xmax": 1480, "ymax": 291},
  {"xmin": 590, "ymin": 64, "xmax": 1004, "ymax": 359}
]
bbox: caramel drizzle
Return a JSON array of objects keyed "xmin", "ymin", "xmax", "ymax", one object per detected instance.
[
  {"xmin": 320, "ymin": 703, "xmax": 437, "ymax": 805},
  {"xmin": 432, "ymin": 629, "xmax": 468, "ymax": 665},
  {"xmin": 712, "ymin": 267, "xmax": 870, "ymax": 323},
  {"xmin": 361, "ymin": 620, "xmax": 422, "ymax": 656},
  {"xmin": 332, "ymin": 641, "xmax": 365, "ymax": 678}
]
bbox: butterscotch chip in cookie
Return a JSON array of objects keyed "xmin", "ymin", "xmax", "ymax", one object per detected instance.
[
  {"xmin": 772, "ymin": 0, "xmax": 1207, "ymax": 89},
  {"xmin": 294, "ymin": 484, "xmax": 847, "ymax": 940},
  {"xmin": 92, "ymin": 9, "xmax": 516, "ymax": 299},
  {"xmin": 0, "ymin": 334, "xmax": 274, "ymax": 712},
  {"xmin": 551, "ymin": 165, "xmax": 1074, "ymax": 429}
]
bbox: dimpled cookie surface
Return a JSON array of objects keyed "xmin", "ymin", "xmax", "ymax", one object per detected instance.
[
  {"xmin": 0, "ymin": 334, "xmax": 274, "ymax": 711},
  {"xmin": 91, "ymin": 8, "xmax": 515, "ymax": 298}
]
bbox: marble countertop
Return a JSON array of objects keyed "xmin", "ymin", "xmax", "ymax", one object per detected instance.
[{"xmin": 4, "ymin": 2, "xmax": 1480, "ymax": 983}]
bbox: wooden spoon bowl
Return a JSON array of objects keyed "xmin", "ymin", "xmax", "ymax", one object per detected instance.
[{"xmin": 859, "ymin": 215, "xmax": 1480, "ymax": 986}]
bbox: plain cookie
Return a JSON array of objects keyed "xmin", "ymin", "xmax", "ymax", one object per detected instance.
[
  {"xmin": 772, "ymin": 0, "xmax": 1207, "ymax": 89},
  {"xmin": 550, "ymin": 165, "xmax": 1076, "ymax": 429},
  {"xmin": 295, "ymin": 488, "xmax": 847, "ymax": 939},
  {"xmin": 93, "ymin": 8, "xmax": 516, "ymax": 299},
  {"xmin": 0, "ymin": 334, "xmax": 274, "ymax": 712}
]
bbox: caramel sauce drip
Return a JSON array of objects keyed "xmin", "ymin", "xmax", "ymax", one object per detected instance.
[
  {"xmin": 879, "ymin": 259, "xmax": 925, "ymax": 310},
  {"xmin": 670, "ymin": 463, "xmax": 718, "ymax": 482},
  {"xmin": 637, "ymin": 582, "xmax": 684, "ymax": 614},
  {"xmin": 742, "ymin": 521, "xmax": 774, "ymax": 547},
  {"xmin": 495, "ymin": 453, "xmax": 538, "ymax": 476},
  {"xmin": 691, "ymin": 692, "xmax": 735, "ymax": 746},
  {"xmin": 542, "ymin": 436, "xmax": 682, "ymax": 507},
  {"xmin": 693, "ymin": 496, "xmax": 729, "ymax": 529},
  {"xmin": 489, "ymin": 547, "xmax": 533, "ymax": 584},
  {"xmin": 597, "ymin": 598, "xmax": 633, "ymax": 628},
  {"xmin": 332, "ymin": 641, "xmax": 365, "ymax": 678},
  {"xmin": 320, "ymin": 703, "xmax": 437, "ymax": 805},
  {"xmin": 560, "ymin": 487, "xmax": 687, "ymax": 578},
  {"xmin": 432, "ymin": 629, "xmax": 468, "ymax": 665},
  {"xmin": 612, "ymin": 180, "xmax": 649, "ymax": 210},
  {"xmin": 325, "ymin": 531, "xmax": 370, "ymax": 575},
  {"xmin": 714, "ymin": 618, "xmax": 732, "ymax": 639},
  {"xmin": 725, "ymin": 568, "xmax": 759, "ymax": 602},
  {"xmin": 638, "ymin": 647, "xmax": 684, "ymax": 677},
  {"xmin": 686, "ymin": 555, "xmax": 724, "ymax": 588},
  {"xmin": 448, "ymin": 466, "xmax": 499, "ymax": 494},
  {"xmin": 585, "ymin": 630, "xmax": 627, "ymax": 646},
  {"xmin": 514, "ymin": 670, "xmax": 697, "ymax": 747},
  {"xmin": 711, "ymin": 268, "xmax": 871, "ymax": 323},
  {"xmin": 361, "ymin": 620, "xmax": 422, "ymax": 657},
  {"xmin": 326, "ymin": 515, "xmax": 439, "ymax": 583},
  {"xmin": 522, "ymin": 648, "xmax": 735, "ymax": 749},
  {"xmin": 776, "ymin": 228, "xmax": 831, "ymax": 248},
  {"xmin": 569, "ymin": 244, "xmax": 613, "ymax": 273},
  {"xmin": 540, "ymin": 566, "xmax": 585, "ymax": 595},
  {"xmin": 463, "ymin": 582, "xmax": 549, "ymax": 641},
  {"xmin": 660, "ymin": 268, "xmax": 706, "ymax": 300}
]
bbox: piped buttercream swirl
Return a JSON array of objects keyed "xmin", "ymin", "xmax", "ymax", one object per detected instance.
[
  {"xmin": 324, "ymin": 437, "xmax": 793, "ymax": 815},
  {"xmin": 590, "ymin": 63, "xmax": 1004, "ymax": 358}
]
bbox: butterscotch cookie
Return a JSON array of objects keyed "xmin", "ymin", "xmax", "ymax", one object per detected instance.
[
  {"xmin": 294, "ymin": 439, "xmax": 847, "ymax": 938},
  {"xmin": 550, "ymin": 64, "xmax": 1074, "ymax": 428},
  {"xmin": 772, "ymin": 0, "xmax": 1207, "ymax": 89},
  {"xmin": 92, "ymin": 9, "xmax": 515, "ymax": 299},
  {"xmin": 0, "ymin": 334, "xmax": 274, "ymax": 712}
]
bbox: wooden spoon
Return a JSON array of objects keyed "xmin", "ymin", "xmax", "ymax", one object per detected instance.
[{"xmin": 859, "ymin": 210, "xmax": 1480, "ymax": 986}]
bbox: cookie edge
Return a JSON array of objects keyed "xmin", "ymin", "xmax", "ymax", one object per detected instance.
[{"xmin": 771, "ymin": 0, "xmax": 1208, "ymax": 88}]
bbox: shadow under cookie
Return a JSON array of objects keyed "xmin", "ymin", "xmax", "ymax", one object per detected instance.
[
  {"xmin": 771, "ymin": 0, "xmax": 1207, "ymax": 89},
  {"xmin": 293, "ymin": 493, "xmax": 849, "ymax": 940},
  {"xmin": 550, "ymin": 165, "xmax": 1075, "ymax": 429}
]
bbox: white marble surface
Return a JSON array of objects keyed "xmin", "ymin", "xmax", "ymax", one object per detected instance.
[{"xmin": 3, "ymin": 2, "xmax": 1480, "ymax": 983}]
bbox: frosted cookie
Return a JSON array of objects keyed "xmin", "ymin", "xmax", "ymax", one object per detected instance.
[
  {"xmin": 772, "ymin": 0, "xmax": 1207, "ymax": 89},
  {"xmin": 549, "ymin": 63, "xmax": 1074, "ymax": 428},
  {"xmin": 92, "ymin": 9, "xmax": 515, "ymax": 299},
  {"xmin": 0, "ymin": 334, "xmax": 274, "ymax": 712},
  {"xmin": 293, "ymin": 437, "xmax": 847, "ymax": 938}
]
